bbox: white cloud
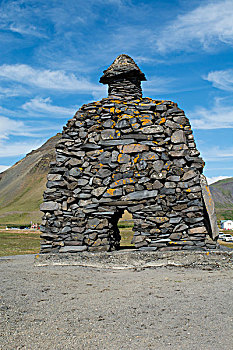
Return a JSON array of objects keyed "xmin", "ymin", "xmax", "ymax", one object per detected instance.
[
  {"xmin": 189, "ymin": 98, "xmax": 233, "ymax": 129},
  {"xmin": 0, "ymin": 116, "xmax": 25, "ymax": 140},
  {"xmin": 143, "ymin": 75, "xmax": 176, "ymax": 94},
  {"xmin": 0, "ymin": 115, "xmax": 45, "ymax": 158},
  {"xmin": 0, "ymin": 115, "xmax": 57, "ymax": 139},
  {"xmin": 0, "ymin": 165, "xmax": 10, "ymax": 173},
  {"xmin": 21, "ymin": 97, "xmax": 76, "ymax": 116},
  {"xmin": 8, "ymin": 24, "xmax": 47, "ymax": 38},
  {"xmin": 156, "ymin": 0, "xmax": 233, "ymax": 52},
  {"xmin": 0, "ymin": 140, "xmax": 42, "ymax": 158},
  {"xmin": 0, "ymin": 64, "xmax": 104, "ymax": 93},
  {"xmin": 206, "ymin": 176, "xmax": 232, "ymax": 185},
  {"xmin": 0, "ymin": 85, "xmax": 29, "ymax": 97},
  {"xmin": 204, "ymin": 69, "xmax": 233, "ymax": 91},
  {"xmin": 0, "ymin": 0, "xmax": 47, "ymax": 38},
  {"xmin": 201, "ymin": 146, "xmax": 233, "ymax": 161}
]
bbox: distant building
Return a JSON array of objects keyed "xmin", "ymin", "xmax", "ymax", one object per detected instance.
[{"xmin": 220, "ymin": 220, "xmax": 233, "ymax": 230}]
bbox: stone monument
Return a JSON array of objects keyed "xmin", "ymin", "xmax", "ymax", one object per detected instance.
[{"xmin": 40, "ymin": 54, "xmax": 219, "ymax": 253}]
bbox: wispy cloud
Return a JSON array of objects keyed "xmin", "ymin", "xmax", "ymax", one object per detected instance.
[
  {"xmin": 189, "ymin": 98, "xmax": 233, "ymax": 129},
  {"xmin": 8, "ymin": 24, "xmax": 47, "ymax": 38},
  {"xmin": 0, "ymin": 64, "xmax": 104, "ymax": 93},
  {"xmin": 0, "ymin": 115, "xmax": 60, "ymax": 140},
  {"xmin": 143, "ymin": 75, "xmax": 176, "ymax": 94},
  {"xmin": 204, "ymin": 69, "xmax": 233, "ymax": 91},
  {"xmin": 0, "ymin": 0, "xmax": 48, "ymax": 38},
  {"xmin": 0, "ymin": 116, "xmax": 25, "ymax": 140},
  {"xmin": 0, "ymin": 85, "xmax": 29, "ymax": 97},
  {"xmin": 155, "ymin": 0, "xmax": 233, "ymax": 53},
  {"xmin": 201, "ymin": 146, "xmax": 233, "ymax": 161},
  {"xmin": 0, "ymin": 165, "xmax": 10, "ymax": 173},
  {"xmin": 21, "ymin": 97, "xmax": 76, "ymax": 116},
  {"xmin": 0, "ymin": 140, "xmax": 43, "ymax": 158}
]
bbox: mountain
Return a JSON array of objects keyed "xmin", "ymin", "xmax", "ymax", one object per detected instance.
[
  {"xmin": 209, "ymin": 178, "xmax": 233, "ymax": 220},
  {"xmin": 0, "ymin": 134, "xmax": 61, "ymax": 226},
  {"xmin": 0, "ymin": 132, "xmax": 232, "ymax": 225}
]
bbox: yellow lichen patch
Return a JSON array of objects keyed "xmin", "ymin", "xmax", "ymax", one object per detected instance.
[
  {"xmin": 99, "ymin": 163, "xmax": 104, "ymax": 168},
  {"xmin": 205, "ymin": 185, "xmax": 212, "ymax": 205},
  {"xmin": 111, "ymin": 100, "xmax": 121, "ymax": 104},
  {"xmin": 142, "ymin": 118, "xmax": 152, "ymax": 126},
  {"xmin": 134, "ymin": 172, "xmax": 141, "ymax": 178},
  {"xmin": 159, "ymin": 117, "xmax": 166, "ymax": 124},
  {"xmin": 133, "ymin": 154, "xmax": 140, "ymax": 163},
  {"xmin": 120, "ymin": 114, "xmax": 133, "ymax": 120},
  {"xmin": 115, "ymin": 109, "xmax": 121, "ymax": 113},
  {"xmin": 186, "ymin": 188, "xmax": 191, "ymax": 192},
  {"xmin": 78, "ymin": 167, "xmax": 83, "ymax": 171},
  {"xmin": 117, "ymin": 154, "xmax": 123, "ymax": 162},
  {"xmin": 134, "ymin": 110, "xmax": 140, "ymax": 114},
  {"xmin": 110, "ymin": 107, "xmax": 115, "ymax": 113},
  {"xmin": 156, "ymin": 100, "xmax": 164, "ymax": 105},
  {"xmin": 106, "ymin": 188, "xmax": 116, "ymax": 196},
  {"xmin": 180, "ymin": 124, "xmax": 183, "ymax": 128}
]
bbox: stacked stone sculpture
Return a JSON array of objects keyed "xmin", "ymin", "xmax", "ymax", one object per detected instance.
[{"xmin": 40, "ymin": 54, "xmax": 219, "ymax": 253}]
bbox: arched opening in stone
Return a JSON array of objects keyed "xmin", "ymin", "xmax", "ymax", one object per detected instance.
[{"xmin": 117, "ymin": 210, "xmax": 134, "ymax": 248}]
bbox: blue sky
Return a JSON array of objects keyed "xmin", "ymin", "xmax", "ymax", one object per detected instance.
[{"xmin": 0, "ymin": 0, "xmax": 233, "ymax": 184}]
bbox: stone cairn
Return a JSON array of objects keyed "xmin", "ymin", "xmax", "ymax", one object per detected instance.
[{"xmin": 40, "ymin": 54, "xmax": 219, "ymax": 253}]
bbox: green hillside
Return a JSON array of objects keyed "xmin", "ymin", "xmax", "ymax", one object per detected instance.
[
  {"xmin": 0, "ymin": 134, "xmax": 61, "ymax": 226},
  {"xmin": 209, "ymin": 177, "xmax": 233, "ymax": 220}
]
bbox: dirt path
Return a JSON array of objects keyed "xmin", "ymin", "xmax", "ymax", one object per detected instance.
[{"xmin": 0, "ymin": 255, "xmax": 233, "ymax": 350}]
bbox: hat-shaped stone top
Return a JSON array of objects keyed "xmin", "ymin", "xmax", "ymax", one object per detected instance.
[{"xmin": 99, "ymin": 54, "xmax": 146, "ymax": 84}]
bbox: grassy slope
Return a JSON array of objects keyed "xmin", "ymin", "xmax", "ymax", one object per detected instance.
[
  {"xmin": 209, "ymin": 177, "xmax": 233, "ymax": 220},
  {"xmin": 0, "ymin": 134, "xmax": 61, "ymax": 226}
]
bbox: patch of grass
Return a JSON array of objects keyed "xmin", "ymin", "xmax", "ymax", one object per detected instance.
[
  {"xmin": 218, "ymin": 240, "xmax": 233, "ymax": 249},
  {"xmin": 118, "ymin": 220, "xmax": 134, "ymax": 228},
  {"xmin": 0, "ymin": 230, "xmax": 40, "ymax": 256},
  {"xmin": 0, "ymin": 211, "xmax": 43, "ymax": 226},
  {"xmin": 216, "ymin": 209, "xmax": 233, "ymax": 220}
]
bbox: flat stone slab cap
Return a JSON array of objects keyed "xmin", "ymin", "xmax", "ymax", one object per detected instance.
[
  {"xmin": 100, "ymin": 54, "xmax": 146, "ymax": 84},
  {"xmin": 35, "ymin": 250, "xmax": 233, "ymax": 270}
]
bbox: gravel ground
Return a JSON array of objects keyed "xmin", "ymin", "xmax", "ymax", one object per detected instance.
[{"xmin": 0, "ymin": 254, "xmax": 233, "ymax": 350}]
